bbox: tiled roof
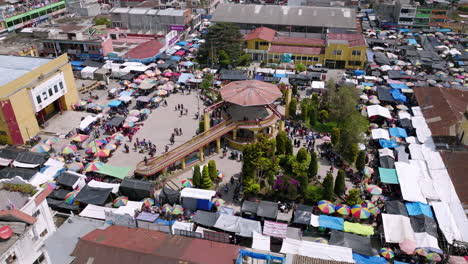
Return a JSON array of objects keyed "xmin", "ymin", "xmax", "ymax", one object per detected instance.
[
  {"xmin": 245, "ymin": 27, "xmax": 277, "ymax": 42},
  {"xmin": 71, "ymin": 225, "xmax": 240, "ymax": 264},
  {"xmin": 440, "ymin": 151, "xmax": 468, "ymax": 207},
  {"xmin": 35, "ymin": 188, "xmax": 53, "ymax": 206},
  {"xmin": 272, "ymin": 37, "xmax": 325, "ymax": 46},
  {"xmin": 125, "ymin": 40, "xmax": 164, "ymax": 59},
  {"xmin": 0, "ymin": 209, "xmax": 36, "ymax": 224},
  {"xmin": 413, "ymin": 86, "xmax": 468, "ymax": 136},
  {"xmin": 270, "ymin": 45, "xmax": 323, "ymax": 55}
]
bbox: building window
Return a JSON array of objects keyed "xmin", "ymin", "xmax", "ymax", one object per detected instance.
[
  {"xmin": 6, "ymin": 253, "xmax": 17, "ymax": 264},
  {"xmin": 259, "ymin": 42, "xmax": 269, "ymax": 46},
  {"xmin": 42, "ymin": 92, "xmax": 47, "ymax": 100},
  {"xmin": 48, "ymin": 88, "xmax": 53, "ymax": 97},
  {"xmin": 36, "ymin": 96, "xmax": 42, "ymax": 104},
  {"xmin": 32, "ymin": 210, "xmax": 40, "ymax": 217},
  {"xmin": 40, "ymin": 229, "xmax": 48, "ymax": 237},
  {"xmin": 332, "ymin": 50, "xmax": 342, "ymax": 55},
  {"xmin": 32, "ymin": 253, "xmax": 45, "ymax": 264},
  {"xmin": 291, "ymin": 56, "xmax": 296, "ymax": 60},
  {"xmin": 59, "ymin": 82, "xmax": 64, "ymax": 90},
  {"xmin": 348, "ymin": 61, "xmax": 362, "ymax": 66},
  {"xmin": 54, "ymin": 85, "xmax": 58, "ymax": 93},
  {"xmin": 352, "ymin": 50, "xmax": 361, "ymax": 56}
]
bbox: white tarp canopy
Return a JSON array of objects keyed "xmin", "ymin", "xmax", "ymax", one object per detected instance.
[
  {"xmin": 382, "ymin": 214, "xmax": 415, "ymax": 243},
  {"xmin": 398, "ymin": 111, "xmax": 412, "ymax": 120},
  {"xmin": 378, "ymin": 148, "xmax": 394, "ymax": 158},
  {"xmin": 237, "ymin": 218, "xmax": 262, "ymax": 238},
  {"xmin": 180, "ymin": 188, "xmax": 216, "ymax": 200},
  {"xmin": 81, "ymin": 66, "xmax": 98, "ymax": 79},
  {"xmin": 0, "ymin": 157, "xmax": 12, "ymax": 166},
  {"xmin": 371, "ymin": 128, "xmax": 390, "ymax": 140},
  {"xmin": 29, "ymin": 163, "xmax": 64, "ymax": 186},
  {"xmin": 311, "ymin": 81, "xmax": 325, "ymax": 89},
  {"xmin": 172, "ymin": 221, "xmax": 194, "ymax": 234},
  {"xmin": 430, "ymin": 202, "xmax": 462, "ymax": 243},
  {"xmin": 409, "ymin": 144, "xmax": 424, "ymax": 160},
  {"xmin": 123, "ymin": 65, "xmax": 148, "ymax": 72},
  {"xmin": 114, "ymin": 201, "xmax": 143, "ymax": 216},
  {"xmin": 395, "ymin": 162, "xmax": 427, "ymax": 203},
  {"xmin": 118, "ymin": 95, "xmax": 132, "ymax": 102},
  {"xmin": 251, "ymin": 231, "xmax": 271, "ymax": 251},
  {"xmin": 12, "ymin": 161, "xmax": 39, "ymax": 168},
  {"xmin": 367, "ymin": 105, "xmax": 392, "ymax": 119},
  {"xmin": 88, "ymin": 180, "xmax": 120, "ymax": 194},
  {"xmin": 80, "ymin": 204, "xmax": 117, "ymax": 220},
  {"xmin": 412, "ymin": 106, "xmax": 423, "ymax": 116},
  {"xmin": 405, "ymin": 136, "xmax": 418, "ymax": 144},
  {"xmin": 213, "ymin": 214, "xmax": 240, "ymax": 233},
  {"xmin": 256, "ymin": 68, "xmax": 275, "ymax": 74},
  {"xmin": 408, "ymin": 160, "xmax": 439, "ymax": 200},
  {"xmin": 280, "ymin": 238, "xmax": 355, "ymax": 263},
  {"xmin": 414, "ymin": 232, "xmax": 440, "ymax": 250},
  {"xmin": 310, "ymin": 214, "xmax": 319, "ymax": 227},
  {"xmin": 44, "ymin": 158, "xmax": 65, "ymax": 168},
  {"xmin": 80, "ymin": 115, "xmax": 99, "ymax": 130}
]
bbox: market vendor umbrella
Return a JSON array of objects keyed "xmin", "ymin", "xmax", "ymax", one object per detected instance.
[
  {"xmin": 217, "ymin": 171, "xmax": 224, "ymax": 179},
  {"xmin": 43, "ymin": 137, "xmax": 58, "ymax": 145},
  {"xmin": 111, "ymin": 133, "xmax": 126, "ymax": 142},
  {"xmin": 368, "ymin": 206, "xmax": 381, "ymax": 216},
  {"xmin": 358, "ymin": 104, "xmax": 367, "ymax": 110},
  {"xmin": 369, "ymin": 96, "xmax": 380, "ymax": 105},
  {"xmin": 416, "ymin": 248, "xmax": 429, "ymax": 257},
  {"xmin": 61, "ymin": 145, "xmax": 77, "ymax": 155},
  {"xmin": 155, "ymin": 90, "xmax": 168, "ymax": 96},
  {"xmin": 41, "ymin": 180, "xmax": 57, "ymax": 190},
  {"xmin": 79, "ymin": 100, "xmax": 88, "ymax": 106},
  {"xmin": 113, "ymin": 196, "xmax": 128, "ymax": 208},
  {"xmin": 361, "ymin": 200, "xmax": 376, "ymax": 208},
  {"xmin": 318, "ymin": 200, "xmax": 335, "ymax": 214},
  {"xmin": 367, "ymin": 185, "xmax": 383, "ymax": 195},
  {"xmin": 385, "ymin": 105, "xmax": 394, "ymax": 111},
  {"xmin": 399, "ymin": 239, "xmax": 417, "ymax": 255},
  {"xmin": 121, "ymin": 80, "xmax": 131, "ymax": 85},
  {"xmin": 369, "ymin": 123, "xmax": 379, "ymax": 129},
  {"xmin": 31, "ymin": 144, "xmax": 51, "ymax": 153},
  {"xmin": 322, "ymin": 136, "xmax": 331, "ymax": 142},
  {"xmin": 141, "ymin": 198, "xmax": 154, "ymax": 207},
  {"xmin": 94, "ymin": 149, "xmax": 111, "ymax": 157},
  {"xmin": 140, "ymin": 108, "xmax": 151, "ymax": 115},
  {"xmin": 104, "ymin": 144, "xmax": 117, "ymax": 151},
  {"xmin": 85, "ymin": 147, "xmax": 100, "ymax": 154},
  {"xmin": 126, "ymin": 116, "xmax": 139, "ymax": 123},
  {"xmin": 312, "ymin": 237, "xmax": 329, "ymax": 244},
  {"xmin": 65, "ymin": 190, "xmax": 79, "ymax": 205},
  {"xmin": 70, "ymin": 134, "xmax": 89, "ymax": 142},
  {"xmin": 363, "ymin": 167, "xmax": 374, "ymax": 177},
  {"xmin": 212, "ymin": 198, "xmax": 225, "ymax": 207},
  {"xmin": 335, "ymin": 204, "xmax": 351, "ymax": 216},
  {"xmin": 351, "ymin": 205, "xmax": 371, "ymax": 219},
  {"xmin": 161, "ymin": 204, "xmax": 173, "ymax": 213},
  {"xmin": 426, "ymin": 253, "xmax": 442, "ymax": 262},
  {"xmin": 396, "ymin": 105, "xmax": 409, "ymax": 110},
  {"xmin": 152, "ymin": 97, "xmax": 163, "ymax": 103},
  {"xmin": 181, "ymin": 178, "xmax": 193, "ymax": 188},
  {"xmin": 67, "ymin": 162, "xmax": 84, "ymax": 172},
  {"xmin": 171, "ymin": 204, "xmax": 184, "ymax": 215},
  {"xmin": 360, "ymin": 94, "xmax": 369, "ymax": 100},
  {"xmin": 155, "ymin": 69, "xmax": 162, "ymax": 75},
  {"xmin": 380, "ymin": 247, "xmax": 395, "ymax": 259},
  {"xmin": 84, "ymin": 161, "xmax": 104, "ymax": 172},
  {"xmin": 87, "ymin": 140, "xmax": 106, "ymax": 148},
  {"xmin": 158, "ymin": 83, "xmax": 174, "ymax": 91},
  {"xmin": 93, "ymin": 105, "xmax": 105, "ymax": 112},
  {"xmin": 129, "ymin": 109, "xmax": 140, "ymax": 116},
  {"xmin": 123, "ymin": 122, "xmax": 135, "ymax": 128}
]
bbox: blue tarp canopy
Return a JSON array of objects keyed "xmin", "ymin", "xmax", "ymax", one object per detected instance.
[
  {"xmin": 379, "ymin": 139, "xmax": 399, "ymax": 148},
  {"xmin": 155, "ymin": 218, "xmax": 176, "ymax": 225},
  {"xmin": 170, "ymin": 56, "xmax": 182, "ymax": 61},
  {"xmin": 319, "ymin": 215, "xmax": 344, "ymax": 231},
  {"xmin": 236, "ymin": 249, "xmax": 285, "ymax": 264},
  {"xmin": 183, "ymin": 61, "xmax": 194, "ymax": 67},
  {"xmin": 400, "ymin": 29, "xmax": 410, "ymax": 33},
  {"xmin": 405, "ymin": 202, "xmax": 434, "ymax": 218},
  {"xmin": 71, "ymin": 61, "xmax": 84, "ymax": 67},
  {"xmin": 108, "ymin": 100, "xmax": 122, "ymax": 107},
  {"xmin": 177, "ymin": 41, "xmax": 188, "ymax": 46},
  {"xmin": 274, "ymin": 73, "xmax": 287, "ymax": 78},
  {"xmin": 354, "ymin": 70, "xmax": 366, "ymax": 76},
  {"xmin": 408, "ymin": 39, "xmax": 418, "ymax": 45},
  {"xmin": 192, "ymin": 44, "xmax": 199, "ymax": 48},
  {"xmin": 389, "ymin": 83, "xmax": 409, "ymax": 89},
  {"xmin": 389, "ymin": 127, "xmax": 408, "ymax": 138},
  {"xmin": 166, "ymin": 49, "xmax": 176, "ymax": 55},
  {"xmin": 119, "ymin": 90, "xmax": 134, "ymax": 97},
  {"xmin": 353, "ymin": 253, "xmax": 388, "ymax": 264},
  {"xmin": 438, "ymin": 28, "xmax": 451, "ymax": 32},
  {"xmin": 391, "ymin": 89, "xmax": 407, "ymax": 102},
  {"xmin": 361, "ymin": 82, "xmax": 374, "ymax": 87},
  {"xmin": 255, "ymin": 75, "xmax": 264, "ymax": 81},
  {"xmin": 367, "ymin": 50, "xmax": 375, "ymax": 63},
  {"xmin": 177, "ymin": 73, "xmax": 195, "ymax": 84}
]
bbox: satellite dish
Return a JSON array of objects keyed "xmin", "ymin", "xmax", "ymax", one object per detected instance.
[{"xmin": 0, "ymin": 226, "xmax": 13, "ymax": 240}]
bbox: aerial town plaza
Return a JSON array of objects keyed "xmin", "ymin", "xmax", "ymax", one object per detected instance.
[{"xmin": 0, "ymin": 0, "xmax": 467, "ymax": 263}]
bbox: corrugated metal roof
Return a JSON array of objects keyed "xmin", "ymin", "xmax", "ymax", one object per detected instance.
[
  {"xmin": 125, "ymin": 40, "xmax": 164, "ymax": 59},
  {"xmin": 212, "ymin": 4, "xmax": 357, "ymax": 29}
]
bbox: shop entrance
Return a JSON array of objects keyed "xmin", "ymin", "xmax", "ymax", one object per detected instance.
[{"xmin": 36, "ymin": 97, "xmax": 63, "ymax": 126}]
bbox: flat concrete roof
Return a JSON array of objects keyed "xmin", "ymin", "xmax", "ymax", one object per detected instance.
[
  {"xmin": 0, "ymin": 55, "xmax": 52, "ymax": 87},
  {"xmin": 212, "ymin": 4, "xmax": 357, "ymax": 29}
]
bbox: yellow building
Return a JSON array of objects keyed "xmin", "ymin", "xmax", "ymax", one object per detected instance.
[
  {"xmin": 244, "ymin": 27, "xmax": 367, "ymax": 69},
  {"xmin": 0, "ymin": 54, "xmax": 79, "ymax": 145}
]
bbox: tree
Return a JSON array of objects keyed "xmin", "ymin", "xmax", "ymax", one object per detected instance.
[
  {"xmin": 238, "ymin": 53, "xmax": 251, "ymax": 66},
  {"xmin": 242, "ymin": 134, "xmax": 278, "ymax": 189},
  {"xmin": 334, "ymin": 169, "xmax": 346, "ymax": 196},
  {"xmin": 342, "ymin": 143, "xmax": 359, "ymax": 164},
  {"xmin": 200, "ymin": 73, "xmax": 213, "ymax": 91},
  {"xmin": 285, "ymin": 138, "xmax": 293, "ymax": 156},
  {"xmin": 300, "ymin": 98, "xmax": 311, "ymax": 122},
  {"xmin": 218, "ymin": 50, "xmax": 231, "ymax": 67},
  {"xmin": 193, "ymin": 165, "xmax": 201, "ymax": 187},
  {"xmin": 295, "ymin": 63, "xmax": 307, "ymax": 73},
  {"xmin": 289, "ymin": 98, "xmax": 298, "ymax": 118},
  {"xmin": 337, "ymin": 112, "xmax": 368, "ymax": 162},
  {"xmin": 198, "ymin": 22, "xmax": 245, "ymax": 66},
  {"xmin": 355, "ymin": 150, "xmax": 366, "ymax": 171},
  {"xmin": 93, "ymin": 17, "xmax": 110, "ymax": 26},
  {"xmin": 244, "ymin": 179, "xmax": 260, "ymax": 195},
  {"xmin": 208, "ymin": 160, "xmax": 217, "ymax": 181},
  {"xmin": 276, "ymin": 131, "xmax": 287, "ymax": 155},
  {"xmin": 318, "ymin": 110, "xmax": 329, "ymax": 123},
  {"xmin": 309, "ymin": 107, "xmax": 317, "ymax": 126},
  {"xmin": 322, "ymin": 172, "xmax": 334, "ymax": 201},
  {"xmin": 304, "ymin": 185, "xmax": 324, "ymax": 203},
  {"xmin": 331, "ymin": 128, "xmax": 340, "ymax": 146},
  {"xmin": 200, "ymin": 166, "xmax": 212, "ymax": 189},
  {"xmin": 296, "ymin": 148, "xmax": 308, "ymax": 163},
  {"xmin": 346, "ymin": 188, "xmax": 362, "ymax": 205},
  {"xmin": 308, "ymin": 151, "xmax": 318, "ymax": 179}
]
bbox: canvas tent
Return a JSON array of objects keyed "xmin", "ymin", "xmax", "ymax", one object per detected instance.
[
  {"xmin": 56, "ymin": 171, "xmax": 86, "ymax": 189},
  {"xmin": 410, "ymin": 215, "xmax": 438, "ymax": 238},
  {"xmin": 257, "ymin": 201, "xmax": 278, "ymax": 219},
  {"xmin": 241, "ymin": 200, "xmax": 259, "ymax": 215},
  {"xmin": 47, "ymin": 198, "xmax": 80, "ymax": 211},
  {"xmin": 252, "ymin": 231, "xmax": 271, "ymax": 251},
  {"xmin": 367, "ymin": 105, "xmax": 392, "ymax": 119},
  {"xmin": 385, "ymin": 201, "xmax": 408, "ymax": 216},
  {"xmin": 237, "ymin": 218, "xmax": 262, "ymax": 237},
  {"xmin": 382, "ymin": 213, "xmax": 415, "ymax": 243},
  {"xmin": 192, "ymin": 210, "xmax": 219, "ymax": 227},
  {"xmin": 180, "ymin": 188, "xmax": 216, "ymax": 211},
  {"xmin": 329, "ymin": 230, "xmax": 377, "ymax": 256},
  {"xmin": 0, "ymin": 167, "xmax": 38, "ymax": 180},
  {"xmin": 119, "ymin": 179, "xmax": 153, "ymax": 201},
  {"xmin": 49, "ymin": 189, "xmax": 70, "ymax": 200},
  {"xmin": 15, "ymin": 152, "xmax": 48, "ymax": 166},
  {"xmin": 280, "ymin": 238, "xmax": 355, "ymax": 262},
  {"xmin": 158, "ymin": 186, "xmax": 180, "ymax": 205},
  {"xmin": 74, "ymin": 185, "xmax": 113, "ymax": 206}
]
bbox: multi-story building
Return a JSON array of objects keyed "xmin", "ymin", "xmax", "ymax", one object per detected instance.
[
  {"xmin": 0, "ymin": 54, "xmax": 79, "ymax": 145},
  {"xmin": 0, "ymin": 183, "xmax": 56, "ymax": 264},
  {"xmin": 244, "ymin": 27, "xmax": 367, "ymax": 69},
  {"xmin": 414, "ymin": 1, "xmax": 449, "ymax": 27},
  {"xmin": 0, "ymin": 0, "xmax": 66, "ymax": 33},
  {"xmin": 394, "ymin": 0, "xmax": 417, "ymax": 27},
  {"xmin": 66, "ymin": 0, "xmax": 102, "ymax": 17}
]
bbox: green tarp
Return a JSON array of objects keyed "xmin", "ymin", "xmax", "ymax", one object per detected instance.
[
  {"xmin": 344, "ymin": 221, "xmax": 374, "ymax": 236},
  {"xmin": 378, "ymin": 167, "xmax": 399, "ymax": 184},
  {"xmin": 97, "ymin": 164, "xmax": 131, "ymax": 180}
]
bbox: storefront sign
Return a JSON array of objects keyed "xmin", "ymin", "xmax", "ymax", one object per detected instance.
[{"xmin": 169, "ymin": 25, "xmax": 185, "ymax": 31}]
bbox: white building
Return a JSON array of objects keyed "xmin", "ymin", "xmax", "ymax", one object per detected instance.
[{"xmin": 0, "ymin": 183, "xmax": 56, "ymax": 264}]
